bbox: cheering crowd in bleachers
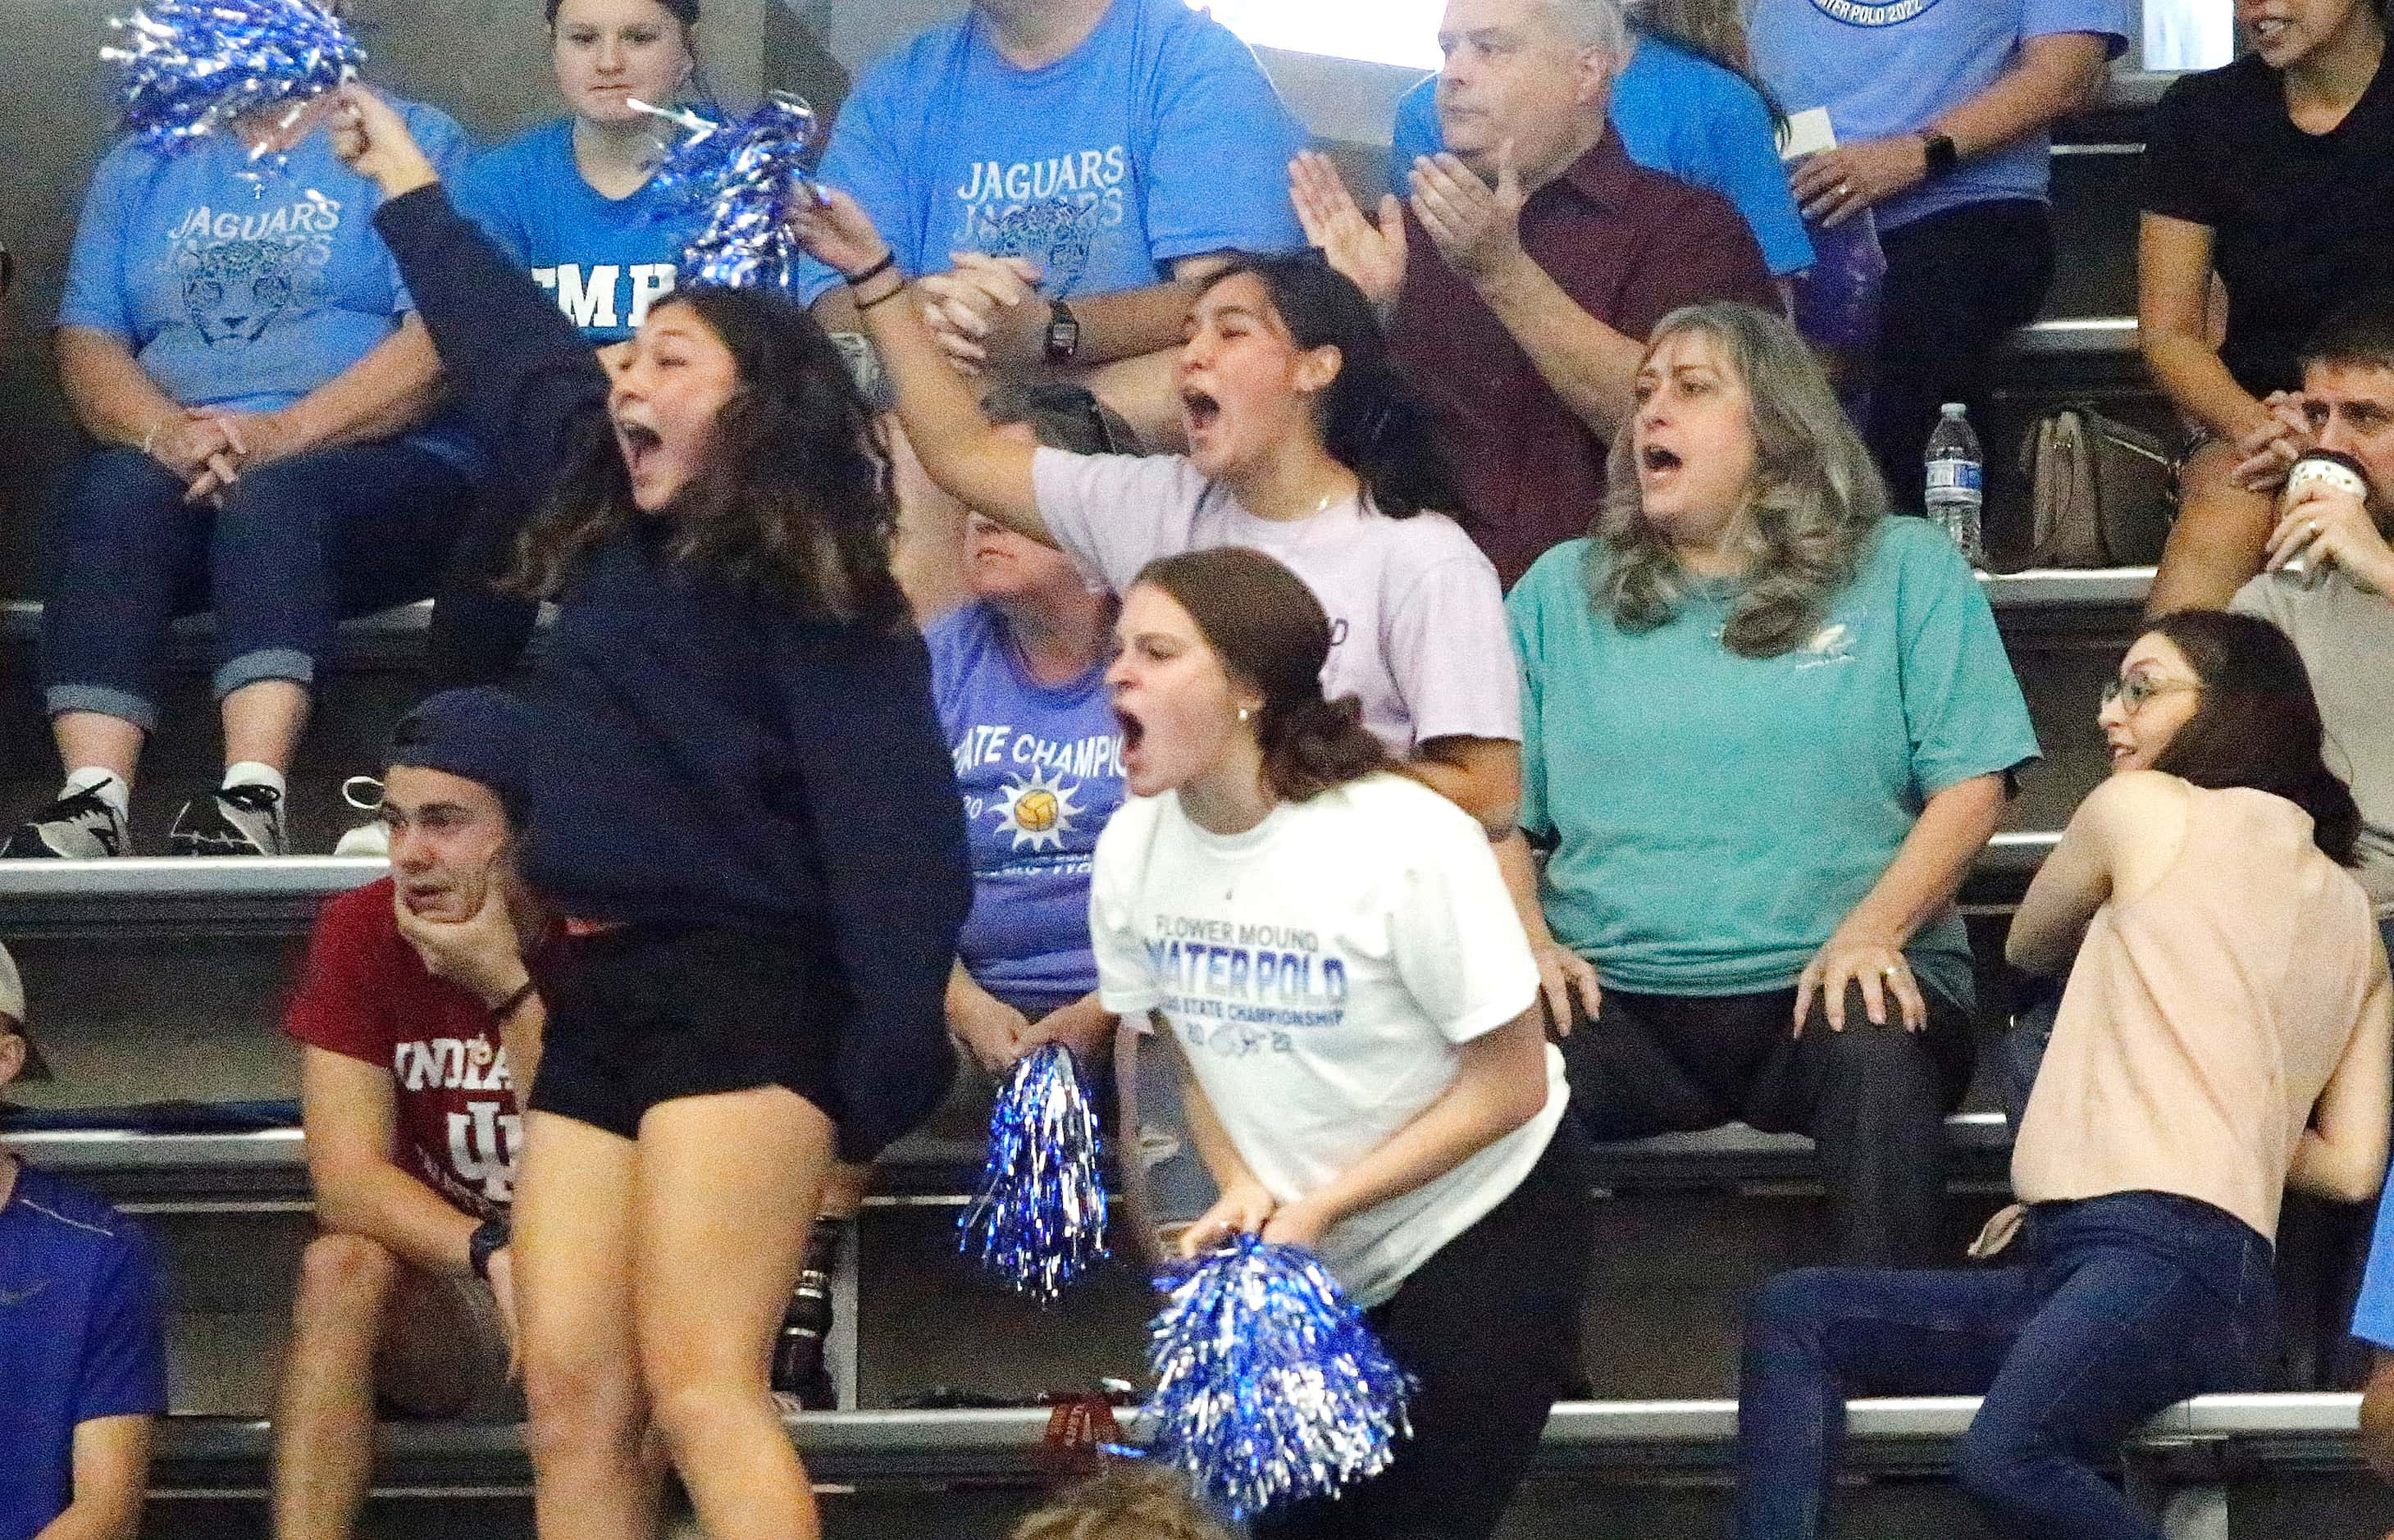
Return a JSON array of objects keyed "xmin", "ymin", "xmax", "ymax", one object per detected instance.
[{"xmin": 7, "ymin": 0, "xmax": 2394, "ymax": 1538}]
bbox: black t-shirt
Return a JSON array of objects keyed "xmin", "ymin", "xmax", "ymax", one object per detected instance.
[{"xmin": 2143, "ymin": 51, "xmax": 2394, "ymax": 397}]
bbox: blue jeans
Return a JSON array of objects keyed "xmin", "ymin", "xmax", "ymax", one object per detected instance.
[
  {"xmin": 39, "ymin": 444, "xmax": 466, "ymax": 730},
  {"xmin": 1735, "ymin": 1190, "xmax": 2277, "ymax": 1540}
]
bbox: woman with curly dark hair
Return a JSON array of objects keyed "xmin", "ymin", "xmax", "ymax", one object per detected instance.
[{"xmin": 331, "ymin": 87, "xmax": 968, "ymax": 1540}]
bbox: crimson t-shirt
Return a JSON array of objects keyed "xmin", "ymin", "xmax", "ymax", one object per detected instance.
[{"xmin": 285, "ymin": 877, "xmax": 524, "ymax": 1222}]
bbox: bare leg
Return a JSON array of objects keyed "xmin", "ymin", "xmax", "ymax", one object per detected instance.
[
  {"xmin": 52, "ymin": 711, "xmax": 144, "ymax": 786},
  {"xmin": 221, "ymin": 678, "xmax": 312, "ymax": 772},
  {"xmin": 271, "ymin": 1234, "xmax": 402, "ymax": 1540},
  {"xmin": 817, "ymin": 1163, "xmax": 872, "ymax": 1223},
  {"xmin": 634, "ymin": 1087, "xmax": 835, "ymax": 1540},
  {"xmin": 2149, "ymin": 440, "xmax": 2273, "ymax": 616},
  {"xmin": 518, "ymin": 1112, "xmax": 661, "ymax": 1540}
]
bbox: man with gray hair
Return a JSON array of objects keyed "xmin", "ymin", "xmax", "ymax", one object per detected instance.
[{"xmin": 1293, "ymin": 0, "xmax": 1776, "ymax": 586}]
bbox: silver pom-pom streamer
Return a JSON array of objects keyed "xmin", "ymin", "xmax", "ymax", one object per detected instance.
[
  {"xmin": 636, "ymin": 93, "xmax": 829, "ymax": 290},
  {"xmin": 958, "ymin": 1042, "xmax": 1110, "ymax": 1303},
  {"xmin": 1147, "ymin": 1235, "xmax": 1413, "ymax": 1518},
  {"xmin": 104, "ymin": 0, "xmax": 364, "ymax": 158}
]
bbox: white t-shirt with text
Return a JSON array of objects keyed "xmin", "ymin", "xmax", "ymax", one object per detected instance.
[
  {"xmin": 1090, "ymin": 772, "xmax": 1563, "ymax": 1305},
  {"xmin": 1032, "ymin": 448, "xmax": 1521, "ymax": 754}
]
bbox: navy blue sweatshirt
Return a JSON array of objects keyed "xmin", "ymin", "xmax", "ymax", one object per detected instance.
[{"xmin": 374, "ymin": 185, "xmax": 968, "ymax": 1161}]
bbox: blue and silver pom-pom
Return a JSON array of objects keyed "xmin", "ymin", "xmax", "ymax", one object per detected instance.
[
  {"xmin": 958, "ymin": 1042, "xmax": 1110, "ymax": 1303},
  {"xmin": 636, "ymin": 93, "xmax": 828, "ymax": 290},
  {"xmin": 104, "ymin": 0, "xmax": 364, "ymax": 157},
  {"xmin": 1147, "ymin": 1235, "xmax": 1413, "ymax": 1518}
]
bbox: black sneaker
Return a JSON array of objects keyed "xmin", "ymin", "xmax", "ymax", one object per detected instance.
[
  {"xmin": 0, "ymin": 785, "xmax": 130, "ymax": 859},
  {"xmin": 169, "ymin": 784, "xmax": 287, "ymax": 857}
]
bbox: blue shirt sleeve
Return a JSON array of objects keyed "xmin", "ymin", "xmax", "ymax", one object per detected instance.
[
  {"xmin": 800, "ymin": 72, "xmax": 917, "ymax": 307},
  {"xmin": 2022, "ymin": 0, "xmax": 2132, "ymax": 53},
  {"xmin": 57, "ymin": 144, "xmax": 139, "ymax": 338},
  {"xmin": 1887, "ymin": 524, "xmax": 2041, "ymax": 798},
  {"xmin": 1138, "ymin": 19, "xmax": 1308, "ymax": 266},
  {"xmin": 74, "ymin": 1219, "xmax": 169, "ymax": 1424},
  {"xmin": 1389, "ymin": 74, "xmax": 1441, "ymax": 192},
  {"xmin": 390, "ymin": 105, "xmax": 478, "ymax": 317}
]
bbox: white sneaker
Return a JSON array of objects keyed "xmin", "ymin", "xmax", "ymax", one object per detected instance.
[{"xmin": 333, "ymin": 776, "xmax": 388, "ymax": 856}]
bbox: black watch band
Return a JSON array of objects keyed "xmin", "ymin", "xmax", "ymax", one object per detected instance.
[
  {"xmin": 468, "ymin": 1214, "xmax": 511, "ymax": 1281},
  {"xmin": 1922, "ymin": 133, "xmax": 1959, "ymax": 179},
  {"xmin": 1044, "ymin": 299, "xmax": 1082, "ymax": 365}
]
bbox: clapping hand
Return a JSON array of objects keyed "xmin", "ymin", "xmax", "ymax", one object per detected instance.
[
  {"xmin": 2232, "ymin": 391, "xmax": 2314, "ymax": 494},
  {"xmin": 1288, "ymin": 150, "xmax": 1408, "ymax": 311},
  {"xmin": 917, "ymin": 253, "xmax": 1045, "ymax": 376},
  {"xmin": 1407, "ymin": 141, "xmax": 1529, "ymax": 285}
]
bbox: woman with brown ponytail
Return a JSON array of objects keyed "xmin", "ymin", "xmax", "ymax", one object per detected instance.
[{"xmin": 1088, "ymin": 546, "xmax": 1594, "ymax": 1540}]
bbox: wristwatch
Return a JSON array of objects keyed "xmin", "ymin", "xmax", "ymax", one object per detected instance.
[
  {"xmin": 1044, "ymin": 299, "xmax": 1082, "ymax": 365},
  {"xmin": 468, "ymin": 1214, "xmax": 512, "ymax": 1281},
  {"xmin": 1922, "ymin": 133, "xmax": 1959, "ymax": 180}
]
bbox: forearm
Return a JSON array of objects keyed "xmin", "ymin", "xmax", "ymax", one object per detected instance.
[
  {"xmin": 1162, "ymin": 1026, "xmax": 1262, "ymax": 1193},
  {"xmin": 1835, "ymin": 775, "xmax": 2005, "ymax": 946},
  {"xmin": 2290, "ymin": 1128, "xmax": 2386, "ymax": 1203},
  {"xmin": 276, "ymin": 317, "xmax": 443, "ymax": 453},
  {"xmin": 499, "ymin": 997, "xmax": 543, "ymax": 1114},
  {"xmin": 1056, "ymin": 269, "xmax": 1219, "ymax": 368},
  {"xmin": 2141, "ymin": 330, "xmax": 2264, "ymax": 441},
  {"xmin": 856, "ymin": 273, "xmax": 1047, "ymax": 533},
  {"xmin": 1470, "ymin": 252, "xmax": 1643, "ymax": 439},
  {"xmin": 312, "ymin": 1161, "xmax": 480, "ymax": 1276},
  {"xmin": 1397, "ymin": 736, "xmax": 1521, "ymax": 840},
  {"xmin": 1927, "ymin": 34, "xmax": 2109, "ymax": 162},
  {"xmin": 1493, "ymin": 832, "xmax": 1560, "ymax": 946},
  {"xmin": 55, "ymin": 328, "xmax": 183, "ymax": 449},
  {"xmin": 34, "ymin": 1494, "xmax": 144, "ymax": 1540},
  {"xmin": 1299, "ymin": 1021, "xmax": 1545, "ymax": 1227}
]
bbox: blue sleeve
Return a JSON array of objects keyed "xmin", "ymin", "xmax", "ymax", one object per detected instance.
[
  {"xmin": 57, "ymin": 145, "xmax": 138, "ymax": 339},
  {"xmin": 1890, "ymin": 527, "xmax": 2041, "ymax": 798},
  {"xmin": 1389, "ymin": 74, "xmax": 1442, "ymax": 192},
  {"xmin": 1137, "ymin": 20, "xmax": 1308, "ymax": 267},
  {"xmin": 800, "ymin": 70, "xmax": 919, "ymax": 307},
  {"xmin": 1690, "ymin": 77, "xmax": 1813, "ymax": 277},
  {"xmin": 2355, "ymin": 1170, "xmax": 2394, "ymax": 1349},
  {"xmin": 386, "ymin": 106, "xmax": 479, "ymax": 317},
  {"xmin": 2022, "ymin": 0, "xmax": 2132, "ymax": 54},
  {"xmin": 75, "ymin": 1221, "xmax": 169, "ymax": 1424}
]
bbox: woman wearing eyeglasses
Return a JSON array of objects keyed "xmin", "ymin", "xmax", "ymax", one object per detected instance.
[{"xmin": 1736, "ymin": 607, "xmax": 2392, "ymax": 1540}]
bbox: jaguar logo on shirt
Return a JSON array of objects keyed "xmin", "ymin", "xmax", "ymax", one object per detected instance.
[{"xmin": 1808, "ymin": 0, "xmax": 1940, "ymax": 24}]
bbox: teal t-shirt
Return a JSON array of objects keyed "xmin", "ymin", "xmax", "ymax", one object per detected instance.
[{"xmin": 1508, "ymin": 518, "xmax": 2038, "ymax": 1005}]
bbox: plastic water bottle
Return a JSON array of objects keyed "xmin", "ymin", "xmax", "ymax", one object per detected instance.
[{"xmin": 1924, "ymin": 403, "xmax": 1986, "ymax": 568}]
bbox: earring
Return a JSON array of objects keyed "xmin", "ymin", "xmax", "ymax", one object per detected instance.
[{"xmin": 1236, "ymin": 707, "xmax": 1252, "ymax": 723}]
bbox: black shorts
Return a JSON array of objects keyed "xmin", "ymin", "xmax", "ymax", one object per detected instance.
[{"xmin": 528, "ymin": 924, "xmax": 845, "ymax": 1141}]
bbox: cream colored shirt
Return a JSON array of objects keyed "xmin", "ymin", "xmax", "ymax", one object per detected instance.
[{"xmin": 2010, "ymin": 785, "xmax": 2379, "ymax": 1240}]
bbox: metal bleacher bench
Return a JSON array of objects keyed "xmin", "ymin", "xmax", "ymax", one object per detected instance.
[{"xmin": 139, "ymin": 1393, "xmax": 2360, "ymax": 1539}]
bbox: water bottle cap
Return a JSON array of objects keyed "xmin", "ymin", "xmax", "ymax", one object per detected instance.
[{"xmin": 1940, "ymin": 403, "xmax": 1967, "ymax": 416}]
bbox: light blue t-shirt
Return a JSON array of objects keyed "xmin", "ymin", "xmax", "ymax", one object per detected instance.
[
  {"xmin": 451, "ymin": 117, "xmax": 705, "ymax": 344},
  {"xmin": 1748, "ymin": 0, "xmax": 2127, "ymax": 232},
  {"xmin": 58, "ymin": 101, "xmax": 472, "ymax": 415},
  {"xmin": 1507, "ymin": 519, "xmax": 2038, "ymax": 1005},
  {"xmin": 927, "ymin": 600, "xmax": 1128, "ymax": 1009},
  {"xmin": 798, "ymin": 0, "xmax": 1308, "ymax": 306},
  {"xmin": 1391, "ymin": 35, "xmax": 1813, "ymax": 277}
]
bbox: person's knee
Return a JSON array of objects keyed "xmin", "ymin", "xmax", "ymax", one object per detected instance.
[
  {"xmin": 1953, "ymin": 1415, "xmax": 2045, "ymax": 1519},
  {"xmin": 290, "ymin": 1232, "xmax": 401, "ymax": 1342},
  {"xmin": 1744, "ymin": 1267, "xmax": 1843, "ymax": 1352},
  {"xmin": 522, "ymin": 1346, "xmax": 645, "ymax": 1467}
]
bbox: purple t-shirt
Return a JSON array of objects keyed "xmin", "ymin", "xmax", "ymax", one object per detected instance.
[
  {"xmin": 1029, "ymin": 449, "xmax": 1521, "ymax": 753},
  {"xmin": 927, "ymin": 600, "xmax": 1127, "ymax": 1007}
]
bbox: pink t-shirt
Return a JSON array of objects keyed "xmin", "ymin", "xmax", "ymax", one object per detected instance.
[{"xmin": 1031, "ymin": 448, "xmax": 1521, "ymax": 753}]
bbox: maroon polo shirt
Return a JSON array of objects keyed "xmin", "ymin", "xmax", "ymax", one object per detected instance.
[{"xmin": 1392, "ymin": 132, "xmax": 1775, "ymax": 588}]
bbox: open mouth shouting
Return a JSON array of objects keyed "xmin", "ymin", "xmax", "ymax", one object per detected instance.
[
  {"xmin": 615, "ymin": 418, "xmax": 663, "ymax": 476},
  {"xmin": 1639, "ymin": 443, "xmax": 1684, "ymax": 479},
  {"xmin": 1180, "ymin": 389, "xmax": 1222, "ymax": 439}
]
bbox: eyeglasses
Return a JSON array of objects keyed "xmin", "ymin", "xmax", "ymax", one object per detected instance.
[{"xmin": 2100, "ymin": 675, "xmax": 2200, "ymax": 713}]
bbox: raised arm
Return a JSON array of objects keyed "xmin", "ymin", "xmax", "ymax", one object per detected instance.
[
  {"xmin": 333, "ymin": 86, "xmax": 609, "ymax": 494},
  {"xmin": 790, "ymin": 191, "xmax": 1048, "ymax": 540}
]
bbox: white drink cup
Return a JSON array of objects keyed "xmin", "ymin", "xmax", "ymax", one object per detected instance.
[{"xmin": 2279, "ymin": 450, "xmax": 2370, "ymax": 588}]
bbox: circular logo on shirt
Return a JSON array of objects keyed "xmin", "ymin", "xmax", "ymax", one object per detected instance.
[
  {"xmin": 1013, "ymin": 787, "xmax": 1061, "ymax": 834},
  {"xmin": 1808, "ymin": 0, "xmax": 1941, "ymax": 24}
]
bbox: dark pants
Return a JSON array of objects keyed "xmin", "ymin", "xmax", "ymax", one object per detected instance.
[
  {"xmin": 424, "ymin": 487, "xmax": 541, "ymax": 689},
  {"xmin": 1560, "ymin": 984, "xmax": 1977, "ymax": 1265},
  {"xmin": 39, "ymin": 444, "xmax": 466, "ymax": 729},
  {"xmin": 1735, "ymin": 1190, "xmax": 2277, "ymax": 1540},
  {"xmin": 1867, "ymin": 199, "xmax": 2056, "ymax": 507},
  {"xmin": 1255, "ymin": 1119, "xmax": 1598, "ymax": 1540}
]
